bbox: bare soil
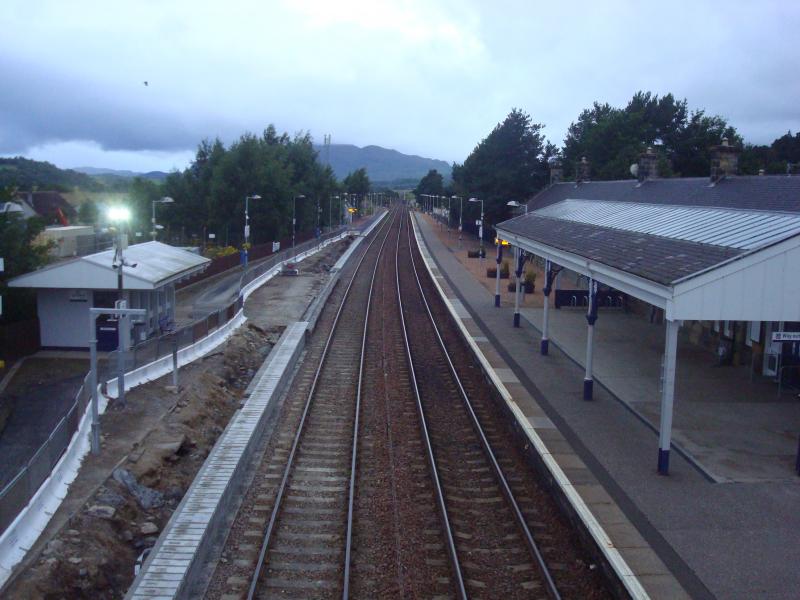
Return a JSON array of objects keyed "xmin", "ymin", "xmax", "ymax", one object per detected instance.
[{"xmin": 1, "ymin": 240, "xmax": 350, "ymax": 600}]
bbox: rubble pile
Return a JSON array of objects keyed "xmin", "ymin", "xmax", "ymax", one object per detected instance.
[{"xmin": 5, "ymin": 325, "xmax": 279, "ymax": 599}]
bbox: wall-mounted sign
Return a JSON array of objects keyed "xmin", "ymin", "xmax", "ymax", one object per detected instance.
[
  {"xmin": 772, "ymin": 331, "xmax": 800, "ymax": 342},
  {"xmin": 69, "ymin": 290, "xmax": 89, "ymax": 303}
]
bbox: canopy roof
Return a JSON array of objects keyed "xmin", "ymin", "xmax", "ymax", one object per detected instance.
[
  {"xmin": 10, "ymin": 241, "xmax": 209, "ymax": 291},
  {"xmin": 497, "ymin": 183, "xmax": 800, "ymax": 322}
]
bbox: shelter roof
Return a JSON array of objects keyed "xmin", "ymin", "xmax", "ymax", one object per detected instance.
[
  {"xmin": 9, "ymin": 241, "xmax": 209, "ymax": 290},
  {"xmin": 497, "ymin": 182, "xmax": 800, "ymax": 321},
  {"xmin": 527, "ymin": 175, "xmax": 800, "ymax": 213}
]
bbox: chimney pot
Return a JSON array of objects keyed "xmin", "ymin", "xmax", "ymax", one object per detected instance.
[
  {"xmin": 709, "ymin": 138, "xmax": 740, "ymax": 182},
  {"xmin": 576, "ymin": 157, "xmax": 591, "ymax": 183},
  {"xmin": 637, "ymin": 147, "xmax": 659, "ymax": 182},
  {"xmin": 549, "ymin": 159, "xmax": 563, "ymax": 185}
]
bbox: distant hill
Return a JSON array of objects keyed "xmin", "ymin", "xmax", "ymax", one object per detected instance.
[
  {"xmin": 75, "ymin": 167, "xmax": 169, "ymax": 181},
  {"xmin": 0, "ymin": 157, "xmax": 104, "ymax": 191},
  {"xmin": 315, "ymin": 144, "xmax": 451, "ymax": 187}
]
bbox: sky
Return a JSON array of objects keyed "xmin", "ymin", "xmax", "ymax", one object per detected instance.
[{"xmin": 1, "ymin": 0, "xmax": 798, "ymax": 173}]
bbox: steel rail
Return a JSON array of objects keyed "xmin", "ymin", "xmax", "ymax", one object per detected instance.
[
  {"xmin": 394, "ymin": 210, "xmax": 468, "ymax": 599},
  {"xmin": 403, "ymin": 209, "xmax": 562, "ymax": 600},
  {"xmin": 246, "ymin": 210, "xmax": 397, "ymax": 600},
  {"xmin": 342, "ymin": 208, "xmax": 399, "ymax": 598}
]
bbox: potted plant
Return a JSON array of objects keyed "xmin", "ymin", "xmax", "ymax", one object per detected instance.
[
  {"xmin": 523, "ymin": 270, "xmax": 536, "ymax": 293},
  {"xmin": 500, "ymin": 260, "xmax": 510, "ymax": 279}
]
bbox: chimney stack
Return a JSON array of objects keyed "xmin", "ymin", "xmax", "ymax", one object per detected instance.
[
  {"xmin": 576, "ymin": 157, "xmax": 591, "ymax": 183},
  {"xmin": 709, "ymin": 137, "xmax": 740, "ymax": 182},
  {"xmin": 549, "ymin": 159, "xmax": 563, "ymax": 185},
  {"xmin": 637, "ymin": 147, "xmax": 659, "ymax": 182}
]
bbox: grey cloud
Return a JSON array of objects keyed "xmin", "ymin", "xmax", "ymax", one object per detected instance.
[{"xmin": 0, "ymin": 56, "xmax": 238, "ymax": 154}]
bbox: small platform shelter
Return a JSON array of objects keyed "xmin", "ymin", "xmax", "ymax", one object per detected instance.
[
  {"xmin": 496, "ymin": 164, "xmax": 800, "ymax": 475},
  {"xmin": 9, "ymin": 241, "xmax": 209, "ymax": 351}
]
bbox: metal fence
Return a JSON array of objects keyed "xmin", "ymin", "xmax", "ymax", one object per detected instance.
[
  {"xmin": 0, "ymin": 226, "xmax": 352, "ymax": 536},
  {"xmin": 0, "ymin": 371, "xmax": 91, "ymax": 533}
]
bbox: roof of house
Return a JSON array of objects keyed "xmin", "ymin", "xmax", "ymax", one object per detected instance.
[
  {"xmin": 526, "ymin": 175, "xmax": 800, "ymax": 213},
  {"xmin": 9, "ymin": 241, "xmax": 210, "ymax": 290},
  {"xmin": 15, "ymin": 191, "xmax": 78, "ymax": 221}
]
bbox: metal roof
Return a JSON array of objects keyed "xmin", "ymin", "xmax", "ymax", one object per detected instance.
[
  {"xmin": 527, "ymin": 175, "xmax": 800, "ymax": 214},
  {"xmin": 535, "ymin": 199, "xmax": 800, "ymax": 250},
  {"xmin": 497, "ymin": 215, "xmax": 741, "ymax": 285},
  {"xmin": 83, "ymin": 241, "xmax": 209, "ymax": 286},
  {"xmin": 9, "ymin": 241, "xmax": 209, "ymax": 290}
]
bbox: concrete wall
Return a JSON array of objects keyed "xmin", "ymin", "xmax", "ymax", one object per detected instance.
[{"xmin": 37, "ymin": 289, "xmax": 91, "ymax": 348}]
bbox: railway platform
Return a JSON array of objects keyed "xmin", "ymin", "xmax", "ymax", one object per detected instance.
[{"xmin": 415, "ymin": 213, "xmax": 800, "ymax": 600}]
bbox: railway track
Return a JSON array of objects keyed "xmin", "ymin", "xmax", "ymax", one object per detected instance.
[
  {"xmin": 401, "ymin": 209, "xmax": 611, "ymax": 599},
  {"xmin": 207, "ymin": 206, "xmax": 611, "ymax": 599},
  {"xmin": 244, "ymin": 210, "xmax": 397, "ymax": 599}
]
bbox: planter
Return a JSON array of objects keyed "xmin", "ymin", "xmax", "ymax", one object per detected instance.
[
  {"xmin": 487, "ymin": 268, "xmax": 510, "ymax": 279},
  {"xmin": 508, "ymin": 281, "xmax": 535, "ymax": 293},
  {"xmin": 467, "ymin": 249, "xmax": 486, "ymax": 259}
]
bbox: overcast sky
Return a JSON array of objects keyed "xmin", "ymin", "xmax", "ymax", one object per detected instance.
[{"xmin": 1, "ymin": 0, "xmax": 798, "ymax": 172}]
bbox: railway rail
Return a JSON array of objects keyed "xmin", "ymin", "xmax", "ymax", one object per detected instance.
[{"xmin": 206, "ymin": 206, "xmax": 611, "ymax": 599}]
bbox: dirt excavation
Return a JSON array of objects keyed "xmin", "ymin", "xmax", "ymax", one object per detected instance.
[{"xmin": 1, "ymin": 238, "xmax": 350, "ymax": 600}]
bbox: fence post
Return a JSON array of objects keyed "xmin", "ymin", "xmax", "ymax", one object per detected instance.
[{"xmin": 171, "ymin": 334, "xmax": 179, "ymax": 390}]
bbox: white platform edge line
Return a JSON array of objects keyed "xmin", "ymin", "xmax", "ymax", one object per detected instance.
[{"xmin": 410, "ymin": 212, "xmax": 650, "ymax": 600}]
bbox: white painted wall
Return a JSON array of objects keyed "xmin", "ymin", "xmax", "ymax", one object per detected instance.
[
  {"xmin": 672, "ymin": 239, "xmax": 800, "ymax": 321},
  {"xmin": 37, "ymin": 289, "xmax": 91, "ymax": 348}
]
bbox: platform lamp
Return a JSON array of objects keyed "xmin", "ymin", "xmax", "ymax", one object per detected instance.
[
  {"xmin": 507, "ymin": 200, "xmax": 528, "ymax": 215},
  {"xmin": 108, "ymin": 205, "xmax": 134, "ymax": 405},
  {"xmin": 151, "ymin": 196, "xmax": 174, "ymax": 241},
  {"xmin": 468, "ymin": 197, "xmax": 484, "ymax": 258},
  {"xmin": 452, "ymin": 195, "xmax": 463, "ymax": 247},
  {"xmin": 292, "ymin": 194, "xmax": 306, "ymax": 257},
  {"xmin": 243, "ymin": 194, "xmax": 261, "ymax": 267}
]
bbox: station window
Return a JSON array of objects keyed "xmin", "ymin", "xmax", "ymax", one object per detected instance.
[{"xmin": 747, "ymin": 321, "xmax": 761, "ymax": 347}]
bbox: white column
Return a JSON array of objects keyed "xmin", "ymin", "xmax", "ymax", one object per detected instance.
[
  {"xmin": 513, "ymin": 247, "xmax": 522, "ymax": 327},
  {"xmin": 494, "ymin": 242, "xmax": 502, "ymax": 307},
  {"xmin": 541, "ymin": 259, "xmax": 551, "ymax": 353},
  {"xmin": 658, "ymin": 318, "xmax": 680, "ymax": 475},
  {"xmin": 583, "ymin": 279, "xmax": 598, "ymax": 400}
]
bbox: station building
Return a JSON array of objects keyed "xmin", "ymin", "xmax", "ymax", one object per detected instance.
[
  {"xmin": 496, "ymin": 142, "xmax": 800, "ymax": 474},
  {"xmin": 9, "ymin": 241, "xmax": 209, "ymax": 351}
]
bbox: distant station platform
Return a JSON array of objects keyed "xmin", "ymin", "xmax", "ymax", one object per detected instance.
[{"xmin": 415, "ymin": 213, "xmax": 800, "ymax": 600}]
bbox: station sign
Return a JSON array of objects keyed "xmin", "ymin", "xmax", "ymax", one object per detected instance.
[
  {"xmin": 494, "ymin": 237, "xmax": 510, "ymax": 246},
  {"xmin": 772, "ymin": 331, "xmax": 800, "ymax": 342}
]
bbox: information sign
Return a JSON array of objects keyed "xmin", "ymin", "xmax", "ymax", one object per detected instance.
[{"xmin": 772, "ymin": 331, "xmax": 800, "ymax": 342}]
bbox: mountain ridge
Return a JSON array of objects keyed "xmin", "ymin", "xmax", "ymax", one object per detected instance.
[{"xmin": 315, "ymin": 143, "xmax": 451, "ymax": 186}]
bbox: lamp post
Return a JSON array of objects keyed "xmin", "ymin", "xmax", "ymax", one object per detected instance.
[
  {"xmin": 507, "ymin": 200, "xmax": 528, "ymax": 215},
  {"xmin": 507, "ymin": 200, "xmax": 529, "ymax": 326},
  {"xmin": 330, "ymin": 195, "xmax": 338, "ymax": 232},
  {"xmin": 452, "ymin": 195, "xmax": 463, "ymax": 247},
  {"xmin": 293, "ymin": 194, "xmax": 306, "ymax": 257},
  {"xmin": 243, "ymin": 194, "xmax": 261, "ymax": 267},
  {"xmin": 108, "ymin": 205, "xmax": 132, "ymax": 405},
  {"xmin": 468, "ymin": 197, "xmax": 484, "ymax": 258},
  {"xmin": 151, "ymin": 196, "xmax": 174, "ymax": 241}
]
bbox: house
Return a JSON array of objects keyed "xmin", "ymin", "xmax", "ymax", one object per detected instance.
[
  {"xmin": 14, "ymin": 191, "xmax": 78, "ymax": 225},
  {"xmin": 8, "ymin": 241, "xmax": 210, "ymax": 351}
]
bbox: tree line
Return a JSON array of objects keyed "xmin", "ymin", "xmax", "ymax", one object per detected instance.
[
  {"xmin": 415, "ymin": 91, "xmax": 800, "ymax": 240},
  {"xmin": 76, "ymin": 126, "xmax": 390, "ymax": 247}
]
